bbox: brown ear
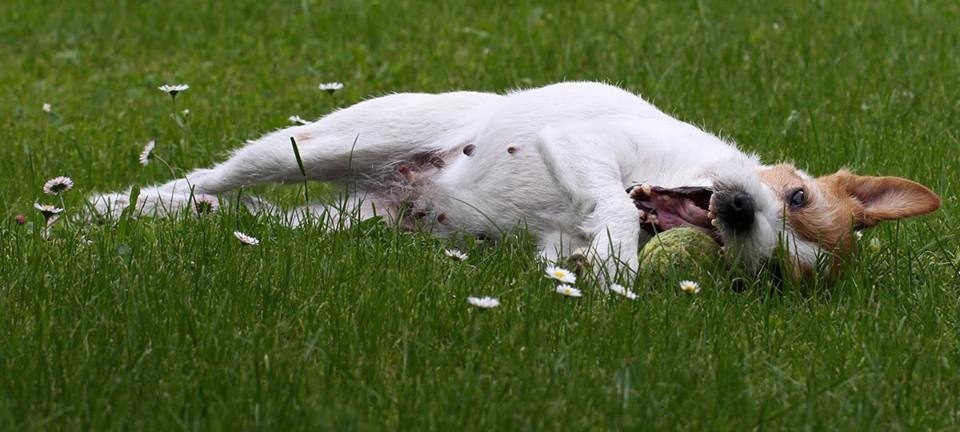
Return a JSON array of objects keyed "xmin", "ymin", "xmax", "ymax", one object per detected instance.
[{"xmin": 828, "ymin": 170, "xmax": 941, "ymax": 228}]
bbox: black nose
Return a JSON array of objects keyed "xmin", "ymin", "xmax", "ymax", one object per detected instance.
[{"xmin": 717, "ymin": 191, "xmax": 756, "ymax": 232}]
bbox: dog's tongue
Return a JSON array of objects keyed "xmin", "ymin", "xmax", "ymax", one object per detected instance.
[{"xmin": 628, "ymin": 184, "xmax": 716, "ymax": 238}]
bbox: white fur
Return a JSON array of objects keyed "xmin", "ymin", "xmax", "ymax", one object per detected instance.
[{"xmin": 90, "ymin": 82, "xmax": 790, "ymax": 281}]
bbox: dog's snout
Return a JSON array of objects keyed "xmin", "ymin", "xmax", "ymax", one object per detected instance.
[
  {"xmin": 717, "ymin": 191, "xmax": 756, "ymax": 232},
  {"xmin": 731, "ymin": 192, "xmax": 754, "ymax": 212}
]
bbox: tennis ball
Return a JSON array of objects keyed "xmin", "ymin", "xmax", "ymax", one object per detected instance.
[{"xmin": 639, "ymin": 227, "xmax": 722, "ymax": 276}]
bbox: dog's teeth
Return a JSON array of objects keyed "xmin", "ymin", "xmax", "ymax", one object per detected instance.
[
  {"xmin": 641, "ymin": 183, "xmax": 652, "ymax": 195},
  {"xmin": 710, "ymin": 218, "xmax": 718, "ymax": 227},
  {"xmin": 638, "ymin": 210, "xmax": 646, "ymax": 219},
  {"xmin": 707, "ymin": 211, "xmax": 714, "ymax": 219}
]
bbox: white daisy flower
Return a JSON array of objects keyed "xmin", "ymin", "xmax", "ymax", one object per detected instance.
[
  {"xmin": 139, "ymin": 140, "xmax": 156, "ymax": 166},
  {"xmin": 182, "ymin": 109, "xmax": 190, "ymax": 116},
  {"xmin": 679, "ymin": 280, "xmax": 701, "ymax": 295},
  {"xmin": 33, "ymin": 202, "xmax": 64, "ymax": 219},
  {"xmin": 555, "ymin": 284, "xmax": 582, "ymax": 298},
  {"xmin": 467, "ymin": 296, "xmax": 500, "ymax": 309},
  {"xmin": 544, "ymin": 265, "xmax": 576, "ymax": 284},
  {"xmin": 608, "ymin": 283, "xmax": 638, "ymax": 300},
  {"xmin": 444, "ymin": 248, "xmax": 468, "ymax": 261},
  {"xmin": 193, "ymin": 196, "xmax": 220, "ymax": 214},
  {"xmin": 158, "ymin": 84, "xmax": 189, "ymax": 96},
  {"xmin": 288, "ymin": 115, "xmax": 309, "ymax": 125},
  {"xmin": 233, "ymin": 231, "xmax": 259, "ymax": 246},
  {"xmin": 42, "ymin": 103, "xmax": 52, "ymax": 113},
  {"xmin": 79, "ymin": 236, "xmax": 94, "ymax": 246},
  {"xmin": 318, "ymin": 82, "xmax": 344, "ymax": 94},
  {"xmin": 42, "ymin": 176, "xmax": 74, "ymax": 195}
]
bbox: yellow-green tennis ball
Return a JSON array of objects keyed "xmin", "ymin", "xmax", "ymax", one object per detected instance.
[{"xmin": 639, "ymin": 227, "xmax": 722, "ymax": 276}]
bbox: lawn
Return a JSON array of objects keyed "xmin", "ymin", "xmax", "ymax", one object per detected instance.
[{"xmin": 2, "ymin": 0, "xmax": 959, "ymax": 430}]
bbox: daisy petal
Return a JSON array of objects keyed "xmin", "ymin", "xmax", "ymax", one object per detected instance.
[
  {"xmin": 467, "ymin": 296, "xmax": 500, "ymax": 309},
  {"xmin": 233, "ymin": 231, "xmax": 259, "ymax": 246},
  {"xmin": 139, "ymin": 140, "xmax": 156, "ymax": 166},
  {"xmin": 555, "ymin": 284, "xmax": 582, "ymax": 298},
  {"xmin": 444, "ymin": 248, "xmax": 468, "ymax": 261},
  {"xmin": 318, "ymin": 82, "xmax": 344, "ymax": 94},
  {"xmin": 608, "ymin": 283, "xmax": 638, "ymax": 300},
  {"xmin": 42, "ymin": 176, "xmax": 74, "ymax": 195},
  {"xmin": 679, "ymin": 280, "xmax": 701, "ymax": 294},
  {"xmin": 544, "ymin": 265, "xmax": 577, "ymax": 284},
  {"xmin": 158, "ymin": 84, "xmax": 190, "ymax": 96}
]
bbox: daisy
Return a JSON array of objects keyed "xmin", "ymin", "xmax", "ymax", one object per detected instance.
[
  {"xmin": 139, "ymin": 140, "xmax": 155, "ymax": 166},
  {"xmin": 233, "ymin": 231, "xmax": 259, "ymax": 246},
  {"xmin": 679, "ymin": 280, "xmax": 701, "ymax": 295},
  {"xmin": 467, "ymin": 296, "xmax": 500, "ymax": 309},
  {"xmin": 42, "ymin": 103, "xmax": 52, "ymax": 113},
  {"xmin": 193, "ymin": 196, "xmax": 220, "ymax": 214},
  {"xmin": 42, "ymin": 176, "xmax": 74, "ymax": 195},
  {"xmin": 289, "ymin": 115, "xmax": 309, "ymax": 125},
  {"xmin": 555, "ymin": 284, "xmax": 582, "ymax": 298},
  {"xmin": 444, "ymin": 248, "xmax": 468, "ymax": 261},
  {"xmin": 544, "ymin": 265, "xmax": 576, "ymax": 284},
  {"xmin": 33, "ymin": 202, "xmax": 64, "ymax": 220},
  {"xmin": 158, "ymin": 84, "xmax": 189, "ymax": 97},
  {"xmin": 608, "ymin": 283, "xmax": 638, "ymax": 300},
  {"xmin": 318, "ymin": 82, "xmax": 344, "ymax": 94}
]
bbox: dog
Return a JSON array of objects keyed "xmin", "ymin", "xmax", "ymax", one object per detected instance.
[{"xmin": 91, "ymin": 82, "xmax": 941, "ymax": 283}]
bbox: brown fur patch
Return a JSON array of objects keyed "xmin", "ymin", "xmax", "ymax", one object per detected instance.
[
  {"xmin": 823, "ymin": 170, "xmax": 941, "ymax": 227},
  {"xmin": 760, "ymin": 165, "xmax": 941, "ymax": 279},
  {"xmin": 760, "ymin": 164, "xmax": 856, "ymax": 277}
]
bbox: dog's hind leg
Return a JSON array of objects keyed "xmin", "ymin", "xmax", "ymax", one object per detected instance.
[
  {"xmin": 90, "ymin": 91, "xmax": 501, "ymax": 220},
  {"xmin": 274, "ymin": 193, "xmax": 399, "ymax": 229}
]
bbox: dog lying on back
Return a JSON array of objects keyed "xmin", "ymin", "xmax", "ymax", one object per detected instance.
[{"xmin": 91, "ymin": 82, "xmax": 940, "ymax": 283}]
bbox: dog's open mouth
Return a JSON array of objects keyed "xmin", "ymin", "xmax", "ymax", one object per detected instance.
[{"xmin": 627, "ymin": 184, "xmax": 718, "ymax": 241}]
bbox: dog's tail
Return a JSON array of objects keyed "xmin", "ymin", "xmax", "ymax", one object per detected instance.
[{"xmin": 89, "ymin": 91, "xmax": 502, "ymax": 221}]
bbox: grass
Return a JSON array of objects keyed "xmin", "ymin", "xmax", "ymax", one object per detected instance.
[{"xmin": 2, "ymin": 0, "xmax": 959, "ymax": 429}]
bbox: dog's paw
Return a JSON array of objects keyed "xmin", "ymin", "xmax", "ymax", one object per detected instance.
[{"xmin": 564, "ymin": 246, "xmax": 593, "ymax": 276}]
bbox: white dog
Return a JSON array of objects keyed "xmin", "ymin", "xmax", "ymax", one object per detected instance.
[{"xmin": 91, "ymin": 82, "xmax": 940, "ymax": 282}]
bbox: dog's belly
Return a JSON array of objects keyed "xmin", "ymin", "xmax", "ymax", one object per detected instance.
[
  {"xmin": 396, "ymin": 81, "xmax": 735, "ymax": 239},
  {"xmin": 415, "ymin": 138, "xmax": 579, "ymax": 238}
]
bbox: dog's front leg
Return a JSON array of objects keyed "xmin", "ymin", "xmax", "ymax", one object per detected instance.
[
  {"xmin": 535, "ymin": 125, "xmax": 641, "ymax": 283},
  {"xmin": 581, "ymin": 193, "xmax": 642, "ymax": 282}
]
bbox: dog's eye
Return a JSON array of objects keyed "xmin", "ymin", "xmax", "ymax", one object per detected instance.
[{"xmin": 788, "ymin": 188, "xmax": 806, "ymax": 209}]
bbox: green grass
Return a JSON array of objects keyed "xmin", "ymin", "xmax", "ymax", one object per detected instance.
[{"xmin": 2, "ymin": 0, "xmax": 960, "ymax": 429}]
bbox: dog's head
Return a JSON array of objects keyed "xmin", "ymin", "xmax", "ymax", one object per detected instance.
[
  {"xmin": 630, "ymin": 164, "xmax": 940, "ymax": 279},
  {"xmin": 711, "ymin": 164, "xmax": 940, "ymax": 279}
]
